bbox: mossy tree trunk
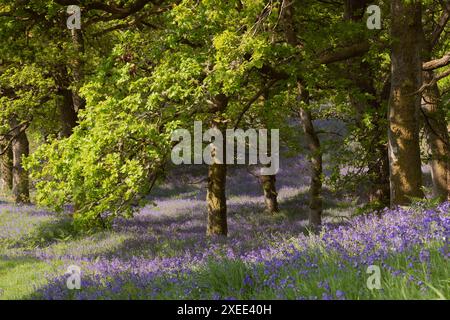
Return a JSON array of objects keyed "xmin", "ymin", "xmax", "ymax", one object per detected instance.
[
  {"xmin": 299, "ymin": 107, "xmax": 323, "ymax": 229},
  {"xmin": 206, "ymin": 94, "xmax": 228, "ymax": 236},
  {"xmin": 388, "ymin": 0, "xmax": 424, "ymax": 206},
  {"xmin": 280, "ymin": 0, "xmax": 323, "ymax": 229},
  {"xmin": 10, "ymin": 120, "xmax": 30, "ymax": 204},
  {"xmin": 206, "ymin": 160, "xmax": 228, "ymax": 236},
  {"xmin": 421, "ymin": 70, "xmax": 449, "ymax": 200},
  {"xmin": 0, "ymin": 141, "xmax": 13, "ymax": 193}
]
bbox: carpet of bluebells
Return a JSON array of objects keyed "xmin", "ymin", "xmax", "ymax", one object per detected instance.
[{"xmin": 0, "ymin": 156, "xmax": 449, "ymax": 300}]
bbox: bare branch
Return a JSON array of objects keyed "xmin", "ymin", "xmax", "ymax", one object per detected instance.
[
  {"xmin": 423, "ymin": 52, "xmax": 450, "ymax": 70},
  {"xmin": 430, "ymin": 1, "xmax": 450, "ymax": 48},
  {"xmin": 234, "ymin": 79, "xmax": 278, "ymax": 129}
]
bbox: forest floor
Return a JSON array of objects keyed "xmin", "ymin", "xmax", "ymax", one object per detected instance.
[{"xmin": 0, "ymin": 154, "xmax": 448, "ymax": 300}]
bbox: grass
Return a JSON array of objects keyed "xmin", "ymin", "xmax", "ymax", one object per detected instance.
[
  {"xmin": 164, "ymin": 241, "xmax": 449, "ymax": 300},
  {"xmin": 16, "ymin": 241, "xmax": 446, "ymax": 300},
  {"xmin": 0, "ymin": 257, "xmax": 61, "ymax": 300},
  {"xmin": 73, "ymin": 244, "xmax": 448, "ymax": 300}
]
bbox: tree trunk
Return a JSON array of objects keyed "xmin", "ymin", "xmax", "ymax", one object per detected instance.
[
  {"xmin": 421, "ymin": 24, "xmax": 450, "ymax": 201},
  {"xmin": 56, "ymin": 62, "xmax": 79, "ymax": 138},
  {"xmin": 421, "ymin": 70, "xmax": 450, "ymax": 200},
  {"xmin": 10, "ymin": 121, "xmax": 30, "ymax": 203},
  {"xmin": 344, "ymin": 0, "xmax": 369, "ymax": 21},
  {"xmin": 388, "ymin": 0, "xmax": 424, "ymax": 206},
  {"xmin": 0, "ymin": 142, "xmax": 13, "ymax": 192},
  {"xmin": 70, "ymin": 29, "xmax": 85, "ymax": 113},
  {"xmin": 59, "ymin": 88, "xmax": 78, "ymax": 138},
  {"xmin": 259, "ymin": 119, "xmax": 279, "ymax": 214},
  {"xmin": 367, "ymin": 144, "xmax": 391, "ymax": 205},
  {"xmin": 206, "ymin": 162, "xmax": 227, "ymax": 236},
  {"xmin": 299, "ymin": 107, "xmax": 323, "ymax": 229},
  {"xmin": 206, "ymin": 94, "xmax": 228, "ymax": 236},
  {"xmin": 260, "ymin": 173, "xmax": 279, "ymax": 213},
  {"xmin": 280, "ymin": 0, "xmax": 323, "ymax": 228}
]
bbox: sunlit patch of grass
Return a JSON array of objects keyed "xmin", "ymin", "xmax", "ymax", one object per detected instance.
[
  {"xmin": 44, "ymin": 231, "xmax": 132, "ymax": 258},
  {"xmin": 0, "ymin": 257, "xmax": 61, "ymax": 300},
  {"xmin": 0, "ymin": 209, "xmax": 54, "ymax": 246}
]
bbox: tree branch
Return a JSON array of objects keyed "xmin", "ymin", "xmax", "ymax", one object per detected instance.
[
  {"xmin": 318, "ymin": 42, "xmax": 371, "ymax": 65},
  {"xmin": 234, "ymin": 79, "xmax": 278, "ymax": 129},
  {"xmin": 430, "ymin": 1, "xmax": 450, "ymax": 48},
  {"xmin": 423, "ymin": 52, "xmax": 450, "ymax": 70}
]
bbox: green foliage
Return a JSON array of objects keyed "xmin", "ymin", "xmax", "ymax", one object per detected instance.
[
  {"xmin": 25, "ymin": 48, "xmax": 177, "ymax": 229},
  {"xmin": 1, "ymin": 0, "xmax": 449, "ymax": 230},
  {"xmin": 408, "ymin": 196, "xmax": 444, "ymax": 211},
  {"xmin": 22, "ymin": 0, "xmax": 299, "ymax": 229},
  {"xmin": 0, "ymin": 64, "xmax": 55, "ymax": 130}
]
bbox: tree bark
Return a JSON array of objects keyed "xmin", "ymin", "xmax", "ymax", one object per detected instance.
[
  {"xmin": 299, "ymin": 107, "xmax": 323, "ymax": 228},
  {"xmin": 421, "ymin": 70, "xmax": 450, "ymax": 200},
  {"xmin": 0, "ymin": 141, "xmax": 13, "ymax": 193},
  {"xmin": 421, "ymin": 15, "xmax": 450, "ymax": 201},
  {"xmin": 56, "ymin": 29, "xmax": 85, "ymax": 138},
  {"xmin": 367, "ymin": 143, "xmax": 390, "ymax": 205},
  {"xmin": 206, "ymin": 160, "xmax": 228, "ymax": 236},
  {"xmin": 206, "ymin": 94, "xmax": 228, "ymax": 236},
  {"xmin": 259, "ymin": 115, "xmax": 279, "ymax": 214},
  {"xmin": 279, "ymin": 0, "xmax": 323, "ymax": 228},
  {"xmin": 59, "ymin": 88, "xmax": 79, "ymax": 138},
  {"xmin": 388, "ymin": 0, "xmax": 424, "ymax": 206},
  {"xmin": 70, "ymin": 29, "xmax": 85, "ymax": 113},
  {"xmin": 260, "ymin": 173, "xmax": 279, "ymax": 214},
  {"xmin": 10, "ymin": 120, "xmax": 30, "ymax": 203}
]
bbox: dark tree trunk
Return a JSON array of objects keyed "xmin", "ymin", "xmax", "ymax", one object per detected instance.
[
  {"xmin": 260, "ymin": 173, "xmax": 279, "ymax": 214},
  {"xmin": 421, "ymin": 70, "xmax": 450, "ymax": 200},
  {"xmin": 10, "ymin": 120, "xmax": 30, "ymax": 203},
  {"xmin": 59, "ymin": 88, "xmax": 78, "ymax": 138},
  {"xmin": 421, "ymin": 25, "xmax": 450, "ymax": 201},
  {"xmin": 56, "ymin": 62, "xmax": 79, "ymax": 138},
  {"xmin": 0, "ymin": 141, "xmax": 13, "ymax": 192},
  {"xmin": 70, "ymin": 29, "xmax": 85, "ymax": 113},
  {"xmin": 57, "ymin": 29, "xmax": 85, "ymax": 139},
  {"xmin": 367, "ymin": 143, "xmax": 391, "ymax": 205},
  {"xmin": 344, "ymin": 0, "xmax": 370, "ymax": 21},
  {"xmin": 259, "ymin": 119, "xmax": 279, "ymax": 214},
  {"xmin": 388, "ymin": 0, "xmax": 424, "ymax": 206}
]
